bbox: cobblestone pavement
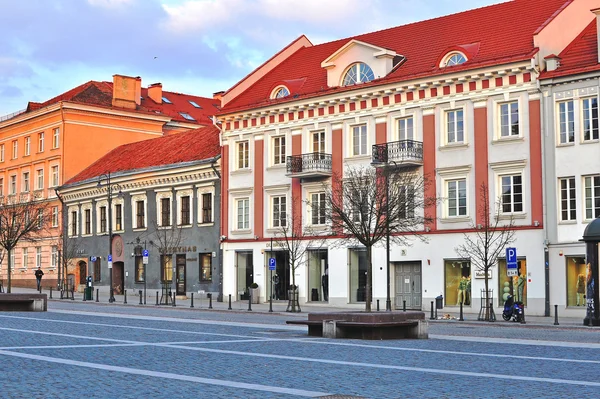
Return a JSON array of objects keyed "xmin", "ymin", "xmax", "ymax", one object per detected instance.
[{"xmin": 0, "ymin": 295, "xmax": 599, "ymax": 398}]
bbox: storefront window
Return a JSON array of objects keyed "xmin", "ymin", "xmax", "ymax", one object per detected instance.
[
  {"xmin": 236, "ymin": 251, "xmax": 253, "ymax": 300},
  {"xmin": 200, "ymin": 253, "xmax": 212, "ymax": 281},
  {"xmin": 498, "ymin": 258, "xmax": 527, "ymax": 306},
  {"xmin": 566, "ymin": 256, "xmax": 586, "ymax": 307},
  {"xmin": 161, "ymin": 255, "xmax": 172, "ymax": 282},
  {"xmin": 444, "ymin": 260, "xmax": 471, "ymax": 306},
  {"xmin": 135, "ymin": 256, "xmax": 144, "ymax": 282},
  {"xmin": 308, "ymin": 249, "xmax": 328, "ymax": 302},
  {"xmin": 264, "ymin": 250, "xmax": 289, "ymax": 301},
  {"xmin": 349, "ymin": 249, "xmax": 367, "ymax": 303}
]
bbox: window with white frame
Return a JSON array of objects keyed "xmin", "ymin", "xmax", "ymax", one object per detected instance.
[
  {"xmin": 9, "ymin": 175, "xmax": 16, "ymax": 195},
  {"xmin": 53, "ymin": 128, "xmax": 60, "ymax": 149},
  {"xmin": 398, "ymin": 185, "xmax": 415, "ymax": 219},
  {"xmin": 12, "ymin": 140, "xmax": 17, "ymax": 159},
  {"xmin": 70, "ymin": 209, "xmax": 78, "ymax": 236},
  {"xmin": 22, "ymin": 172, "xmax": 29, "ymax": 192},
  {"xmin": 312, "ymin": 131, "xmax": 325, "ymax": 153},
  {"xmin": 10, "ymin": 251, "xmax": 15, "ymax": 269},
  {"xmin": 22, "ymin": 248, "xmax": 29, "ymax": 269},
  {"xmin": 559, "ymin": 177, "xmax": 576, "ymax": 221},
  {"xmin": 584, "ymin": 175, "xmax": 600, "ymax": 220},
  {"xmin": 51, "ymin": 165, "xmax": 59, "ymax": 187},
  {"xmin": 446, "ymin": 109, "xmax": 464, "ymax": 144},
  {"xmin": 0, "ymin": 177, "xmax": 4, "ymax": 196},
  {"xmin": 272, "ymin": 136, "xmax": 286, "ymax": 165},
  {"xmin": 310, "ymin": 192, "xmax": 326, "ymax": 225},
  {"xmin": 51, "ymin": 246, "xmax": 58, "ymax": 268},
  {"xmin": 500, "ymin": 174, "xmax": 523, "ymax": 213},
  {"xmin": 24, "ymin": 136, "xmax": 30, "ymax": 156},
  {"xmin": 37, "ymin": 209, "xmax": 44, "ymax": 229},
  {"xmin": 201, "ymin": 192, "xmax": 212, "ymax": 223},
  {"xmin": 0, "ymin": 144, "xmax": 4, "ymax": 162},
  {"xmin": 236, "ymin": 198, "xmax": 250, "ymax": 230},
  {"xmin": 237, "ymin": 141, "xmax": 249, "ymax": 169},
  {"xmin": 95, "ymin": 201, "xmax": 107, "ymax": 234},
  {"xmin": 84, "ymin": 208, "xmax": 91, "ymax": 234},
  {"xmin": 131, "ymin": 195, "xmax": 147, "ymax": 229},
  {"xmin": 38, "ymin": 132, "xmax": 44, "ymax": 152},
  {"xmin": 447, "ymin": 179, "xmax": 467, "ymax": 217},
  {"xmin": 582, "ymin": 97, "xmax": 599, "ymax": 141},
  {"xmin": 36, "ymin": 168, "xmax": 44, "ymax": 190},
  {"xmin": 114, "ymin": 201, "xmax": 123, "ymax": 231},
  {"xmin": 558, "ymin": 100, "xmax": 575, "ymax": 144},
  {"xmin": 99, "ymin": 206, "xmax": 107, "ymax": 232},
  {"xmin": 271, "ymin": 195, "xmax": 287, "ymax": 228},
  {"xmin": 161, "ymin": 197, "xmax": 171, "ymax": 227},
  {"xmin": 351, "ymin": 124, "xmax": 367, "ymax": 156},
  {"xmin": 176, "ymin": 190, "xmax": 193, "ymax": 226},
  {"xmin": 397, "ymin": 117, "xmax": 414, "ymax": 141},
  {"xmin": 36, "ymin": 247, "xmax": 42, "ymax": 268},
  {"xmin": 499, "ymin": 101, "xmax": 519, "ymax": 137},
  {"xmin": 52, "ymin": 206, "xmax": 59, "ymax": 228},
  {"xmin": 342, "ymin": 62, "xmax": 375, "ymax": 86}
]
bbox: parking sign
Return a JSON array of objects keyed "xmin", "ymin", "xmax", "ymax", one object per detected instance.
[
  {"xmin": 269, "ymin": 257, "xmax": 276, "ymax": 271},
  {"xmin": 506, "ymin": 247, "xmax": 518, "ymax": 276}
]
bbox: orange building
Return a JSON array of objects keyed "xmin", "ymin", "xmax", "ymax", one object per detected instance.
[{"xmin": 0, "ymin": 74, "xmax": 220, "ymax": 288}]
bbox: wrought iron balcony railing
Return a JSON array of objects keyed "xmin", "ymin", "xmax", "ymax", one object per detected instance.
[
  {"xmin": 286, "ymin": 152, "xmax": 332, "ymax": 177},
  {"xmin": 371, "ymin": 140, "xmax": 423, "ymax": 166}
]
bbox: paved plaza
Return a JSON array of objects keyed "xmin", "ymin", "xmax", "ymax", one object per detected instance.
[{"xmin": 0, "ymin": 296, "xmax": 599, "ymax": 398}]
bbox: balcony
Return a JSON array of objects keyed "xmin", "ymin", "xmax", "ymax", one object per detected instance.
[
  {"xmin": 286, "ymin": 152, "xmax": 332, "ymax": 178},
  {"xmin": 371, "ymin": 140, "xmax": 423, "ymax": 167}
]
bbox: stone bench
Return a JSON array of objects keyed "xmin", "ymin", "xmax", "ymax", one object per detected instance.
[{"xmin": 0, "ymin": 293, "xmax": 47, "ymax": 311}]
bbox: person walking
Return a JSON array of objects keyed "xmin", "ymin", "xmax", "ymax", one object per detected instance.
[{"xmin": 35, "ymin": 267, "xmax": 44, "ymax": 291}]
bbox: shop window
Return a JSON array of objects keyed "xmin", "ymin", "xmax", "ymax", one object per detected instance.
[
  {"xmin": 135, "ymin": 255, "xmax": 144, "ymax": 283},
  {"xmin": 498, "ymin": 258, "xmax": 527, "ymax": 306},
  {"xmin": 349, "ymin": 249, "xmax": 368, "ymax": 303},
  {"xmin": 444, "ymin": 260, "xmax": 471, "ymax": 306},
  {"xmin": 200, "ymin": 253, "xmax": 212, "ymax": 281},
  {"xmin": 566, "ymin": 256, "xmax": 586, "ymax": 307},
  {"xmin": 94, "ymin": 259, "xmax": 101, "ymax": 282},
  {"xmin": 308, "ymin": 250, "xmax": 328, "ymax": 302},
  {"xmin": 161, "ymin": 255, "xmax": 173, "ymax": 282}
]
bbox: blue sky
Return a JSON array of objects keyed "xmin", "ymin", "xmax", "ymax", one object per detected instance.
[{"xmin": 0, "ymin": 0, "xmax": 505, "ymax": 117}]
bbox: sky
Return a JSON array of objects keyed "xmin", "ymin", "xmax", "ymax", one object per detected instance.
[{"xmin": 0, "ymin": 0, "xmax": 506, "ymax": 117}]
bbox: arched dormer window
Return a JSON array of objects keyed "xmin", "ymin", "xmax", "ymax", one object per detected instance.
[
  {"xmin": 342, "ymin": 62, "xmax": 375, "ymax": 86},
  {"xmin": 442, "ymin": 52, "xmax": 467, "ymax": 67},
  {"xmin": 271, "ymin": 86, "xmax": 290, "ymax": 99}
]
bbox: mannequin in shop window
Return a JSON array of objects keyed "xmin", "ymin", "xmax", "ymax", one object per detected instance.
[
  {"xmin": 273, "ymin": 274, "xmax": 280, "ymax": 300},
  {"xmin": 322, "ymin": 269, "xmax": 329, "ymax": 301},
  {"xmin": 577, "ymin": 273, "xmax": 586, "ymax": 306},
  {"xmin": 456, "ymin": 276, "xmax": 467, "ymax": 305},
  {"xmin": 515, "ymin": 267, "xmax": 526, "ymax": 303},
  {"xmin": 465, "ymin": 276, "xmax": 471, "ymax": 305}
]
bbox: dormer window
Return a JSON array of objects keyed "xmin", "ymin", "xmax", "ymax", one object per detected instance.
[
  {"xmin": 179, "ymin": 112, "xmax": 195, "ymax": 121},
  {"xmin": 342, "ymin": 62, "xmax": 375, "ymax": 86},
  {"xmin": 442, "ymin": 52, "xmax": 467, "ymax": 67},
  {"xmin": 272, "ymin": 86, "xmax": 290, "ymax": 99}
]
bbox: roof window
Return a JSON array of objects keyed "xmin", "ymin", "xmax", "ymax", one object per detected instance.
[
  {"xmin": 342, "ymin": 62, "xmax": 374, "ymax": 86},
  {"xmin": 442, "ymin": 52, "xmax": 467, "ymax": 67},
  {"xmin": 271, "ymin": 86, "xmax": 290, "ymax": 99},
  {"xmin": 162, "ymin": 96, "xmax": 172, "ymax": 104},
  {"xmin": 179, "ymin": 112, "xmax": 195, "ymax": 121},
  {"xmin": 189, "ymin": 100, "xmax": 202, "ymax": 108}
]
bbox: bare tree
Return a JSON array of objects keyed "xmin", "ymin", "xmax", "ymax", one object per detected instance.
[
  {"xmin": 272, "ymin": 195, "xmax": 325, "ymax": 312},
  {"xmin": 148, "ymin": 218, "xmax": 183, "ymax": 300},
  {"xmin": 316, "ymin": 165, "xmax": 436, "ymax": 311},
  {"xmin": 56, "ymin": 233, "xmax": 82, "ymax": 294},
  {"xmin": 455, "ymin": 183, "xmax": 516, "ymax": 321},
  {"xmin": 0, "ymin": 194, "xmax": 51, "ymax": 293}
]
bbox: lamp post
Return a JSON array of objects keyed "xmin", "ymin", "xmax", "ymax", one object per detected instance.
[
  {"xmin": 97, "ymin": 172, "xmax": 122, "ymax": 303},
  {"xmin": 385, "ymin": 160, "xmax": 400, "ymax": 312}
]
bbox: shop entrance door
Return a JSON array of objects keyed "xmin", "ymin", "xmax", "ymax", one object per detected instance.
[
  {"xmin": 265, "ymin": 251, "xmax": 290, "ymax": 300},
  {"xmin": 394, "ymin": 262, "xmax": 422, "ymax": 309},
  {"xmin": 236, "ymin": 251, "xmax": 253, "ymax": 300},
  {"xmin": 176, "ymin": 255, "xmax": 186, "ymax": 295}
]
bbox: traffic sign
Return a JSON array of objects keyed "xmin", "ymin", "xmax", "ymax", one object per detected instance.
[
  {"xmin": 269, "ymin": 257, "xmax": 276, "ymax": 271},
  {"xmin": 107, "ymin": 254, "xmax": 113, "ymax": 269},
  {"xmin": 143, "ymin": 256, "xmax": 149, "ymax": 265},
  {"xmin": 142, "ymin": 249, "xmax": 149, "ymax": 257},
  {"xmin": 108, "ymin": 255, "xmax": 112, "ymax": 262},
  {"xmin": 506, "ymin": 247, "xmax": 518, "ymax": 276},
  {"xmin": 91, "ymin": 256, "xmax": 97, "ymax": 262}
]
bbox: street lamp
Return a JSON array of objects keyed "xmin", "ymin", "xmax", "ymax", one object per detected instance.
[
  {"xmin": 97, "ymin": 172, "xmax": 122, "ymax": 303},
  {"xmin": 385, "ymin": 160, "xmax": 399, "ymax": 312}
]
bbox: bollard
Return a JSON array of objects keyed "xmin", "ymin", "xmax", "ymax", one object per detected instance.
[
  {"xmin": 123, "ymin": 290, "xmax": 127, "ymax": 304},
  {"xmin": 71, "ymin": 288, "xmax": 74, "ymax": 301},
  {"xmin": 520, "ymin": 305, "xmax": 526, "ymax": 324},
  {"xmin": 208, "ymin": 293, "xmax": 213, "ymax": 309},
  {"xmin": 248, "ymin": 291, "xmax": 252, "ymax": 311},
  {"xmin": 60, "ymin": 289, "xmax": 63, "ymax": 299},
  {"xmin": 459, "ymin": 301, "xmax": 464, "ymax": 321},
  {"xmin": 50, "ymin": 287, "xmax": 53, "ymax": 299},
  {"xmin": 156, "ymin": 292, "xmax": 159, "ymax": 306},
  {"xmin": 228, "ymin": 294, "xmax": 232, "ymax": 310},
  {"xmin": 96, "ymin": 289, "xmax": 99, "ymax": 302},
  {"xmin": 83, "ymin": 290, "xmax": 86, "ymax": 301},
  {"xmin": 172, "ymin": 292, "xmax": 176, "ymax": 307},
  {"xmin": 554, "ymin": 304, "xmax": 559, "ymax": 326},
  {"xmin": 430, "ymin": 301, "xmax": 434, "ymax": 320},
  {"xmin": 403, "ymin": 300, "xmax": 406, "ymax": 312},
  {"xmin": 376, "ymin": 299, "xmax": 380, "ymax": 311},
  {"xmin": 139, "ymin": 290, "xmax": 143, "ymax": 305},
  {"xmin": 190, "ymin": 293, "xmax": 194, "ymax": 308}
]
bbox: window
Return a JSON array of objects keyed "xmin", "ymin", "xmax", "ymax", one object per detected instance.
[
  {"xmin": 9, "ymin": 175, "xmax": 16, "ymax": 195},
  {"xmin": 71, "ymin": 211, "xmax": 77, "ymax": 236},
  {"xmin": 399, "ymin": 185, "xmax": 415, "ymax": 219},
  {"xmin": 23, "ymin": 248, "xmax": 29, "ymax": 269},
  {"xmin": 161, "ymin": 96, "xmax": 172, "ymax": 104},
  {"xmin": 501, "ymin": 174, "xmax": 523, "ymax": 213},
  {"xmin": 22, "ymin": 172, "xmax": 29, "ymax": 192},
  {"xmin": 444, "ymin": 53, "xmax": 467, "ymax": 67},
  {"xmin": 37, "ymin": 209, "xmax": 44, "ymax": 229},
  {"xmin": 498, "ymin": 258, "xmax": 527, "ymax": 306},
  {"xmin": 500, "ymin": 102, "xmax": 519, "ymax": 137},
  {"xmin": 188, "ymin": 100, "xmax": 202, "ymax": 108},
  {"xmin": 180, "ymin": 196, "xmax": 190, "ymax": 225},
  {"xmin": 115, "ymin": 204, "xmax": 122, "ymax": 231},
  {"xmin": 566, "ymin": 256, "xmax": 587, "ymax": 307},
  {"xmin": 179, "ymin": 112, "xmax": 195, "ymax": 121},
  {"xmin": 0, "ymin": 177, "xmax": 3, "ymax": 196},
  {"xmin": 349, "ymin": 249, "xmax": 368, "ymax": 303},
  {"xmin": 584, "ymin": 175, "xmax": 600, "ymax": 220},
  {"xmin": 272, "ymin": 86, "xmax": 289, "ymax": 99},
  {"xmin": 447, "ymin": 179, "xmax": 467, "ymax": 217},
  {"xmin": 352, "ymin": 124, "xmax": 367, "ymax": 156},
  {"xmin": 446, "ymin": 109, "xmax": 464, "ymax": 143},
  {"xmin": 52, "ymin": 206, "xmax": 59, "ymax": 227},
  {"xmin": 236, "ymin": 198, "xmax": 250, "ymax": 230},
  {"xmin": 51, "ymin": 166, "xmax": 59, "ymax": 187},
  {"xmin": 36, "ymin": 169, "xmax": 44, "ymax": 190},
  {"xmin": 84, "ymin": 209, "xmax": 91, "ymax": 234},
  {"xmin": 272, "ymin": 195, "xmax": 287, "ymax": 228},
  {"xmin": 38, "ymin": 132, "xmax": 44, "ymax": 152},
  {"xmin": 135, "ymin": 256, "xmax": 144, "ymax": 283},
  {"xmin": 161, "ymin": 198, "xmax": 171, "ymax": 227},
  {"xmin": 444, "ymin": 260, "xmax": 471, "ymax": 306},
  {"xmin": 36, "ymin": 247, "xmax": 42, "ymax": 268},
  {"xmin": 10, "ymin": 252, "xmax": 15, "ymax": 270},
  {"xmin": 202, "ymin": 193, "xmax": 212, "ymax": 223},
  {"xmin": 312, "ymin": 131, "xmax": 325, "ymax": 153},
  {"xmin": 237, "ymin": 141, "xmax": 249, "ymax": 169},
  {"xmin": 311, "ymin": 192, "xmax": 326, "ymax": 225},
  {"xmin": 582, "ymin": 97, "xmax": 599, "ymax": 141},
  {"xmin": 560, "ymin": 177, "xmax": 576, "ymax": 221},
  {"xmin": 51, "ymin": 246, "xmax": 58, "ymax": 269},
  {"xmin": 342, "ymin": 62, "xmax": 375, "ymax": 86},
  {"xmin": 94, "ymin": 259, "xmax": 101, "ymax": 282},
  {"xmin": 398, "ymin": 117, "xmax": 414, "ymax": 141},
  {"xmin": 100, "ymin": 206, "xmax": 107, "ymax": 233},
  {"xmin": 53, "ymin": 128, "xmax": 60, "ymax": 149},
  {"xmin": 24, "ymin": 136, "xmax": 30, "ymax": 156},
  {"xmin": 558, "ymin": 100, "xmax": 575, "ymax": 144},
  {"xmin": 273, "ymin": 136, "xmax": 286, "ymax": 165},
  {"xmin": 136, "ymin": 200, "xmax": 145, "ymax": 228},
  {"xmin": 12, "ymin": 140, "xmax": 17, "ymax": 159},
  {"xmin": 200, "ymin": 253, "xmax": 212, "ymax": 281},
  {"xmin": 0, "ymin": 144, "xmax": 4, "ymax": 162},
  {"xmin": 161, "ymin": 255, "xmax": 173, "ymax": 282}
]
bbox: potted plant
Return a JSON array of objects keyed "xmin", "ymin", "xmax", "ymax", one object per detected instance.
[{"xmin": 250, "ymin": 282, "xmax": 260, "ymax": 304}]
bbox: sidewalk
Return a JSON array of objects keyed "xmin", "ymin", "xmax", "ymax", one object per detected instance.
[{"xmin": 8, "ymin": 287, "xmax": 590, "ymax": 328}]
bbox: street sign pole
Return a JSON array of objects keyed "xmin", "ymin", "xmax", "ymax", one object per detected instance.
[
  {"xmin": 142, "ymin": 247, "xmax": 149, "ymax": 305},
  {"xmin": 269, "ymin": 238, "xmax": 273, "ymax": 313}
]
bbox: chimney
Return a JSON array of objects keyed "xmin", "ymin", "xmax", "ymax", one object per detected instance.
[
  {"xmin": 148, "ymin": 83, "xmax": 163, "ymax": 104},
  {"xmin": 213, "ymin": 91, "xmax": 224, "ymax": 104},
  {"xmin": 544, "ymin": 54, "xmax": 561, "ymax": 72},
  {"xmin": 593, "ymin": 8, "xmax": 600, "ymax": 63},
  {"xmin": 112, "ymin": 74, "xmax": 140, "ymax": 110}
]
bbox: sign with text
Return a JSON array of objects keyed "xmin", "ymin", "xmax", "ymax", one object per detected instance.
[
  {"xmin": 506, "ymin": 247, "xmax": 518, "ymax": 276},
  {"xmin": 269, "ymin": 258, "xmax": 276, "ymax": 271}
]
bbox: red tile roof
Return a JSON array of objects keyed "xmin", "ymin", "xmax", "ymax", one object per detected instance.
[
  {"xmin": 540, "ymin": 20, "xmax": 600, "ymax": 79},
  {"xmin": 221, "ymin": 0, "xmax": 570, "ymax": 113},
  {"xmin": 26, "ymin": 80, "xmax": 220, "ymax": 125},
  {"xmin": 65, "ymin": 125, "xmax": 221, "ymax": 185}
]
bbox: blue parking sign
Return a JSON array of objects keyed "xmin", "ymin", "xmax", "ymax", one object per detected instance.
[
  {"xmin": 506, "ymin": 247, "xmax": 517, "ymax": 276},
  {"xmin": 269, "ymin": 257, "xmax": 276, "ymax": 270}
]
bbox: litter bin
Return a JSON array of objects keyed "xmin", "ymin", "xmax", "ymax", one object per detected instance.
[
  {"xmin": 311, "ymin": 288, "xmax": 319, "ymax": 301},
  {"xmin": 435, "ymin": 295, "xmax": 443, "ymax": 310},
  {"xmin": 84, "ymin": 276, "xmax": 93, "ymax": 300}
]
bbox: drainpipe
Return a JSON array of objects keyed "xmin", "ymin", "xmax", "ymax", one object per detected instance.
[{"xmin": 54, "ymin": 187, "xmax": 68, "ymax": 291}]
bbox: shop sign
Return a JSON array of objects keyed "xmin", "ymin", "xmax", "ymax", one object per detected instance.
[{"xmin": 474, "ymin": 270, "xmax": 492, "ymax": 279}]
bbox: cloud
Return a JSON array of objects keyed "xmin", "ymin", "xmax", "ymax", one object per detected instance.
[
  {"xmin": 161, "ymin": 0, "xmax": 247, "ymax": 32},
  {"xmin": 87, "ymin": 0, "xmax": 134, "ymax": 8}
]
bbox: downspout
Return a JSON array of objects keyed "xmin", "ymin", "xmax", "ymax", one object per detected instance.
[
  {"xmin": 54, "ymin": 187, "xmax": 68, "ymax": 291},
  {"xmin": 212, "ymin": 116, "xmax": 225, "ymax": 301}
]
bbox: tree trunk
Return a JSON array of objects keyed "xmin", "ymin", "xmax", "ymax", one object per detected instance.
[
  {"xmin": 291, "ymin": 259, "xmax": 296, "ymax": 312},
  {"xmin": 7, "ymin": 248, "xmax": 12, "ymax": 293},
  {"xmin": 484, "ymin": 271, "xmax": 490, "ymax": 321},
  {"xmin": 366, "ymin": 246, "xmax": 372, "ymax": 312}
]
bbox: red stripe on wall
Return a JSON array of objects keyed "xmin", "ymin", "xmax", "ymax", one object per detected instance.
[
  {"xmin": 482, "ymin": 80, "xmax": 490, "ymax": 89},
  {"xmin": 360, "ymin": 100, "xmax": 367, "ymax": 109},
  {"xmin": 332, "ymin": 127, "xmax": 343, "ymax": 234},
  {"xmin": 456, "ymin": 84, "xmax": 463, "ymax": 93},
  {"xmin": 292, "ymin": 134, "xmax": 302, "ymax": 227},
  {"xmin": 443, "ymin": 86, "xmax": 450, "ymax": 95},
  {"xmin": 376, "ymin": 121, "xmax": 387, "ymax": 144},
  {"xmin": 407, "ymin": 92, "xmax": 414, "ymax": 101},
  {"xmin": 422, "ymin": 113, "xmax": 436, "ymax": 230},
  {"xmin": 474, "ymin": 106, "xmax": 489, "ymax": 226},
  {"xmin": 371, "ymin": 98, "xmax": 378, "ymax": 108},
  {"xmin": 509, "ymin": 75, "xmax": 517, "ymax": 85},
  {"xmin": 529, "ymin": 99, "xmax": 543, "ymax": 226},
  {"xmin": 254, "ymin": 139, "xmax": 264, "ymax": 239},
  {"xmin": 469, "ymin": 82, "xmax": 476, "ymax": 91},
  {"xmin": 495, "ymin": 77, "xmax": 503, "ymax": 87},
  {"xmin": 339, "ymin": 104, "xmax": 345, "ymax": 113},
  {"xmin": 431, "ymin": 88, "xmax": 438, "ymax": 97},
  {"xmin": 394, "ymin": 94, "xmax": 401, "ymax": 103},
  {"xmin": 383, "ymin": 96, "xmax": 390, "ymax": 106}
]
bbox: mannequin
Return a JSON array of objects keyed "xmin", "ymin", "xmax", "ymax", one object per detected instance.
[
  {"xmin": 456, "ymin": 276, "xmax": 467, "ymax": 305},
  {"xmin": 577, "ymin": 273, "xmax": 586, "ymax": 306},
  {"xmin": 516, "ymin": 271, "xmax": 526, "ymax": 303},
  {"xmin": 321, "ymin": 269, "xmax": 329, "ymax": 301},
  {"xmin": 465, "ymin": 276, "xmax": 472, "ymax": 305}
]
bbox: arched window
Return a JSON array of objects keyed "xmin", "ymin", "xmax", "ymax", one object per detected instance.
[
  {"xmin": 443, "ymin": 53, "xmax": 467, "ymax": 67},
  {"xmin": 342, "ymin": 63, "xmax": 375, "ymax": 86},
  {"xmin": 272, "ymin": 86, "xmax": 290, "ymax": 99}
]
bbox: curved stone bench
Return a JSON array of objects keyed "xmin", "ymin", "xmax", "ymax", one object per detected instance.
[{"xmin": 0, "ymin": 293, "xmax": 47, "ymax": 311}]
